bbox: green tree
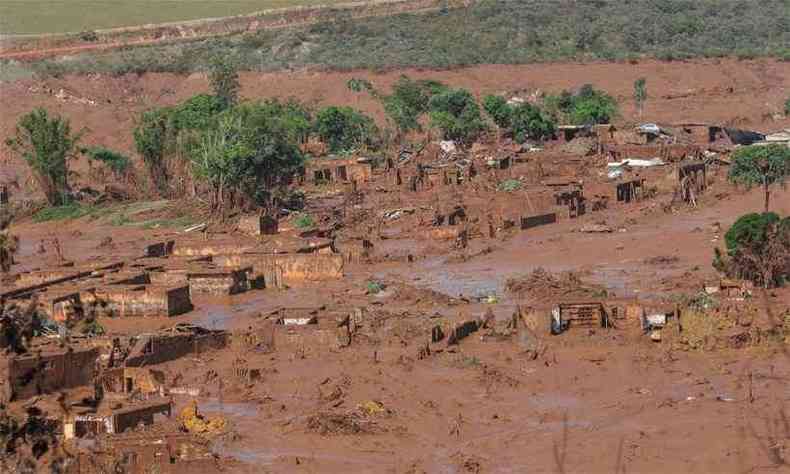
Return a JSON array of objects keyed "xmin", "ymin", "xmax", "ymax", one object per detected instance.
[
  {"xmin": 509, "ymin": 103, "xmax": 556, "ymax": 142},
  {"xmin": 546, "ymin": 85, "xmax": 618, "ymax": 125},
  {"xmin": 482, "ymin": 95, "xmax": 512, "ymax": 129},
  {"xmin": 483, "ymin": 95, "xmax": 555, "ymax": 143},
  {"xmin": 634, "ymin": 78, "xmax": 647, "ymax": 118},
  {"xmin": 191, "ymin": 104, "xmax": 304, "ymax": 212},
  {"xmin": 208, "ymin": 56, "xmax": 240, "ymax": 109},
  {"xmin": 719, "ymin": 212, "xmax": 790, "ymax": 288},
  {"xmin": 314, "ymin": 106, "xmax": 379, "ymax": 152},
  {"xmin": 428, "ymin": 88, "xmax": 487, "ymax": 144},
  {"xmin": 728, "ymin": 144, "xmax": 790, "ymax": 212},
  {"xmin": 5, "ymin": 108, "xmax": 83, "ymax": 206},
  {"xmin": 347, "ymin": 75, "xmax": 446, "ymax": 141},
  {"xmin": 133, "ymin": 108, "xmax": 172, "ymax": 195}
]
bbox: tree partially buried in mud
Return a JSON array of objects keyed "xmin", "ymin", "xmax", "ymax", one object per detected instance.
[
  {"xmin": 715, "ymin": 212, "xmax": 790, "ymax": 288},
  {"xmin": 208, "ymin": 55, "xmax": 241, "ymax": 110},
  {"xmin": 314, "ymin": 106, "xmax": 380, "ymax": 153},
  {"xmin": 728, "ymin": 144, "xmax": 790, "ymax": 212},
  {"xmin": 5, "ymin": 108, "xmax": 83, "ymax": 206}
]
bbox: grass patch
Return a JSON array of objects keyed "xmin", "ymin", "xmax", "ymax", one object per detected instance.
[
  {"xmin": 497, "ymin": 179, "xmax": 522, "ymax": 192},
  {"xmin": 33, "ymin": 203, "xmax": 98, "ymax": 222},
  {"xmin": 0, "ymin": 0, "xmax": 348, "ymax": 35}
]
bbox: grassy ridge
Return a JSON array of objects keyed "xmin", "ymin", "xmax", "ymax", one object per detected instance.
[
  {"xmin": 0, "ymin": 0, "xmax": 344, "ymax": 35},
  {"xmin": 8, "ymin": 0, "xmax": 790, "ymax": 78}
]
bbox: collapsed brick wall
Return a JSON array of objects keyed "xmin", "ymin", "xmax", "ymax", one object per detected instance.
[{"xmin": 96, "ymin": 285, "xmax": 192, "ymax": 317}]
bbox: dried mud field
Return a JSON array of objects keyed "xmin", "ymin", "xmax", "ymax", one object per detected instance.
[{"xmin": 1, "ymin": 59, "xmax": 789, "ymax": 474}]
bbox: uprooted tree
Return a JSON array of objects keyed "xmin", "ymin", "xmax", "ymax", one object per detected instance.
[
  {"xmin": 728, "ymin": 144, "xmax": 790, "ymax": 212},
  {"xmin": 5, "ymin": 108, "xmax": 83, "ymax": 206},
  {"xmin": 714, "ymin": 212, "xmax": 790, "ymax": 288}
]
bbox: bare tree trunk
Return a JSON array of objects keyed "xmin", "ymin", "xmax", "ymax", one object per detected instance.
[{"xmin": 764, "ymin": 180, "xmax": 770, "ymax": 213}]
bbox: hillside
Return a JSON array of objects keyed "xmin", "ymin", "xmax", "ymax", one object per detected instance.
[{"xmin": 3, "ymin": 0, "xmax": 788, "ymax": 80}]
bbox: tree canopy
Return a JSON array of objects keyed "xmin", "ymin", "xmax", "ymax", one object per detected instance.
[{"xmin": 428, "ymin": 88, "xmax": 487, "ymax": 144}]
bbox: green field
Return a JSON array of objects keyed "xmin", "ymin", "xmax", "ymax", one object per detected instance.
[{"xmin": 0, "ymin": 0, "xmax": 344, "ymax": 35}]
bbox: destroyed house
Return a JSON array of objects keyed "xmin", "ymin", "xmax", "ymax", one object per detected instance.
[
  {"xmin": 305, "ymin": 157, "xmax": 373, "ymax": 184},
  {"xmin": 673, "ymin": 123, "xmax": 765, "ymax": 146},
  {"xmin": 1, "ymin": 346, "xmax": 99, "ymax": 402},
  {"xmin": 551, "ymin": 302, "xmax": 610, "ymax": 334},
  {"xmin": 124, "ymin": 325, "xmax": 227, "ymax": 367},
  {"xmin": 65, "ymin": 398, "xmax": 172, "ymax": 439}
]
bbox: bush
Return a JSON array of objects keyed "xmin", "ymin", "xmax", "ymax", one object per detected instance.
[
  {"xmin": 133, "ymin": 108, "xmax": 172, "ymax": 195},
  {"xmin": 428, "ymin": 88, "xmax": 487, "ymax": 144},
  {"xmin": 33, "ymin": 203, "xmax": 95, "ymax": 222},
  {"xmin": 785, "ymin": 96, "xmax": 790, "ymax": 117},
  {"xmin": 482, "ymin": 95, "xmax": 512, "ymax": 129}
]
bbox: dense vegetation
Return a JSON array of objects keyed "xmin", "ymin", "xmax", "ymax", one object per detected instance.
[{"xmin": 14, "ymin": 0, "xmax": 789, "ymax": 79}]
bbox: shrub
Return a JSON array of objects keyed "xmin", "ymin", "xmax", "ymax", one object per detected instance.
[
  {"xmin": 482, "ymin": 95, "xmax": 512, "ymax": 129},
  {"xmin": 785, "ymin": 96, "xmax": 790, "ymax": 116},
  {"xmin": 366, "ymin": 280, "xmax": 384, "ymax": 294},
  {"xmin": 5, "ymin": 108, "xmax": 83, "ymax": 206}
]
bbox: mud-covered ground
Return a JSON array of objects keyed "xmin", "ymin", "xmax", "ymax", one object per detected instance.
[{"xmin": 2, "ymin": 59, "xmax": 790, "ymax": 473}]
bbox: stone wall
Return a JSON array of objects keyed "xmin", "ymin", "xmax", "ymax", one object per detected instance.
[{"xmin": 125, "ymin": 332, "xmax": 228, "ymax": 367}]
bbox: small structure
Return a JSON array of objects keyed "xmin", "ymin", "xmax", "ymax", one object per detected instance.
[
  {"xmin": 678, "ymin": 160, "xmax": 707, "ymax": 205},
  {"xmin": 616, "ymin": 178, "xmax": 645, "ymax": 203},
  {"xmin": 0, "ymin": 185, "xmax": 8, "ymax": 205},
  {"xmin": 520, "ymin": 213, "xmax": 557, "ymax": 230},
  {"xmin": 551, "ymin": 302, "xmax": 610, "ymax": 334},
  {"xmin": 238, "ymin": 214, "xmax": 279, "ymax": 236},
  {"xmin": 554, "ymin": 185, "xmax": 586, "ymax": 218},
  {"xmin": 305, "ymin": 157, "xmax": 373, "ymax": 184}
]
